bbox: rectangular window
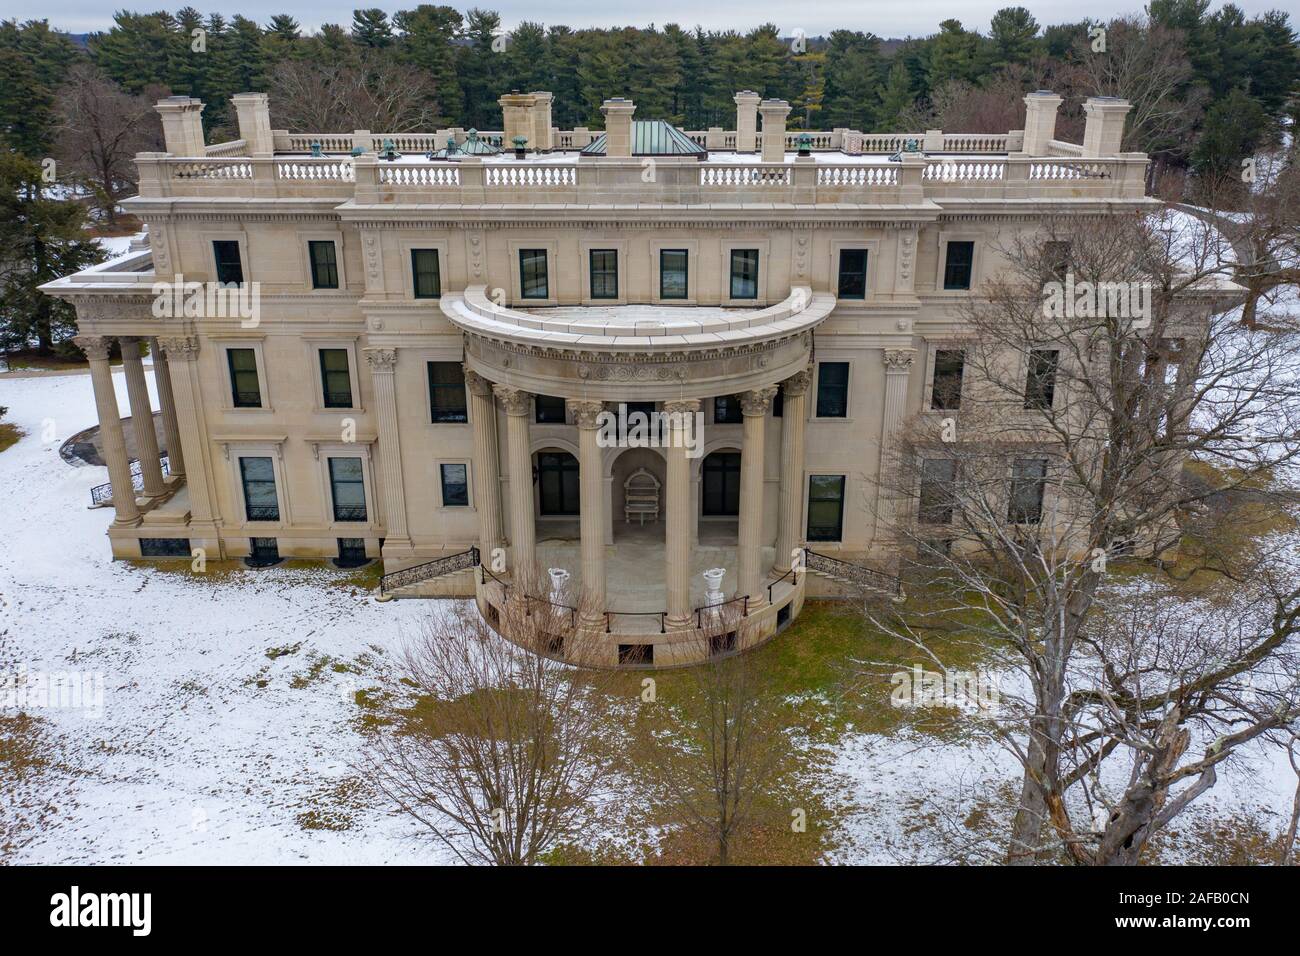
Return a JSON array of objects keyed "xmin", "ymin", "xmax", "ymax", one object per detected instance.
[
  {"xmin": 701, "ymin": 452, "xmax": 741, "ymax": 516},
  {"xmin": 309, "ymin": 240, "xmax": 339, "ymax": 289},
  {"xmin": 249, "ymin": 537, "xmax": 280, "ymax": 564},
  {"xmin": 328, "ymin": 457, "xmax": 367, "ymax": 522},
  {"xmin": 427, "ymin": 362, "xmax": 468, "ymax": 423},
  {"xmin": 943, "ymin": 240, "xmax": 974, "ymax": 290},
  {"xmin": 816, "ymin": 362, "xmax": 849, "ymax": 418},
  {"xmin": 1043, "ymin": 240, "xmax": 1071, "ymax": 282},
  {"xmin": 931, "ymin": 349, "xmax": 964, "ymax": 410},
  {"xmin": 534, "ymin": 394, "xmax": 567, "ymax": 424},
  {"xmin": 660, "ymin": 249, "xmax": 688, "ymax": 300},
  {"xmin": 240, "ymin": 456, "xmax": 279, "ymax": 521},
  {"xmin": 337, "ymin": 538, "xmax": 367, "ymax": 563},
  {"xmin": 213, "ymin": 240, "xmax": 244, "ymax": 286},
  {"xmin": 1024, "ymin": 349, "xmax": 1059, "ymax": 411},
  {"xmin": 440, "ymin": 462, "xmax": 469, "ymax": 507},
  {"xmin": 919, "ymin": 459, "xmax": 958, "ymax": 525},
  {"xmin": 318, "ymin": 348, "xmax": 352, "ymax": 409},
  {"xmin": 1008, "ymin": 458, "xmax": 1048, "ymax": 524},
  {"xmin": 837, "ymin": 248, "xmax": 868, "ymax": 299},
  {"xmin": 140, "ymin": 537, "xmax": 191, "ymax": 557},
  {"xmin": 589, "ymin": 249, "xmax": 618, "ymax": 299},
  {"xmin": 713, "ymin": 395, "xmax": 743, "ymax": 424},
  {"xmin": 519, "ymin": 249, "xmax": 548, "ymax": 299},
  {"xmin": 729, "ymin": 249, "xmax": 759, "ymax": 299},
  {"xmin": 806, "ymin": 474, "xmax": 846, "ymax": 542},
  {"xmin": 227, "ymin": 348, "xmax": 262, "ymax": 408},
  {"xmin": 411, "ymin": 248, "xmax": 441, "ymax": 298},
  {"xmin": 773, "ymin": 385, "xmax": 784, "ymax": 418}
]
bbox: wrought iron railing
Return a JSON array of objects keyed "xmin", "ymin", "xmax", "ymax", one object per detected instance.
[
  {"xmin": 803, "ymin": 548, "xmax": 904, "ymax": 597},
  {"xmin": 695, "ymin": 595, "xmax": 748, "ymax": 629},
  {"xmin": 605, "ymin": 610, "xmax": 666, "ymax": 634},
  {"xmin": 332, "ymin": 505, "xmax": 368, "ymax": 522},
  {"xmin": 378, "ymin": 546, "xmax": 479, "ymax": 596},
  {"xmin": 767, "ymin": 565, "xmax": 798, "ymax": 604},
  {"xmin": 89, "ymin": 454, "xmax": 170, "ymax": 506}
]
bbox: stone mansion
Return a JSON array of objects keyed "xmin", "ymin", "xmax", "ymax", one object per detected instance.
[{"xmin": 44, "ymin": 87, "xmax": 1160, "ymax": 665}]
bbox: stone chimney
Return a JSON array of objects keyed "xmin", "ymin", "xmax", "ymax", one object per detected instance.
[
  {"xmin": 759, "ymin": 99, "xmax": 791, "ymax": 163},
  {"xmin": 1082, "ymin": 97, "xmax": 1132, "ymax": 157},
  {"xmin": 600, "ymin": 97, "xmax": 636, "ymax": 158},
  {"xmin": 734, "ymin": 91, "xmax": 761, "ymax": 152},
  {"xmin": 155, "ymin": 96, "xmax": 206, "ymax": 157},
  {"xmin": 530, "ymin": 91, "xmax": 554, "ymax": 152},
  {"xmin": 499, "ymin": 90, "xmax": 536, "ymax": 150},
  {"xmin": 231, "ymin": 92, "xmax": 274, "ymax": 156},
  {"xmin": 1021, "ymin": 90, "xmax": 1062, "ymax": 156}
]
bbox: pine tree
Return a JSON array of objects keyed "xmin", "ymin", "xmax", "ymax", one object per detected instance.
[
  {"xmin": 394, "ymin": 5, "xmax": 464, "ymax": 125},
  {"xmin": 875, "ymin": 60, "xmax": 914, "ymax": 131},
  {"xmin": 351, "ymin": 9, "xmax": 394, "ymax": 49},
  {"xmin": 987, "ymin": 7, "xmax": 1040, "ymax": 70}
]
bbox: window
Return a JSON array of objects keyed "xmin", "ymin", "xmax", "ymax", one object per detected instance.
[
  {"xmin": 1008, "ymin": 458, "xmax": 1047, "ymax": 524},
  {"xmin": 618, "ymin": 644, "xmax": 652, "ymax": 666},
  {"xmin": 806, "ymin": 475, "xmax": 846, "ymax": 542},
  {"xmin": 713, "ymin": 395, "xmax": 743, "ymax": 424},
  {"xmin": 773, "ymin": 385, "xmax": 784, "ymax": 418},
  {"xmin": 411, "ymin": 249, "xmax": 441, "ymax": 298},
  {"xmin": 943, "ymin": 240, "xmax": 974, "ymax": 290},
  {"xmin": 919, "ymin": 459, "xmax": 958, "ymax": 525},
  {"xmin": 427, "ymin": 362, "xmax": 468, "ymax": 423},
  {"xmin": 328, "ymin": 457, "xmax": 367, "ymax": 522},
  {"xmin": 519, "ymin": 249, "xmax": 548, "ymax": 299},
  {"xmin": 729, "ymin": 249, "xmax": 759, "ymax": 299},
  {"xmin": 537, "ymin": 452, "xmax": 579, "ymax": 515},
  {"xmin": 589, "ymin": 249, "xmax": 618, "ymax": 299},
  {"xmin": 319, "ymin": 348, "xmax": 352, "ymax": 408},
  {"xmin": 248, "ymin": 537, "xmax": 280, "ymax": 565},
  {"xmin": 534, "ymin": 394, "xmax": 567, "ymax": 424},
  {"xmin": 837, "ymin": 249, "xmax": 868, "ymax": 299},
  {"xmin": 660, "ymin": 249, "xmax": 688, "ymax": 299},
  {"xmin": 1024, "ymin": 349, "xmax": 1059, "ymax": 411},
  {"xmin": 337, "ymin": 538, "xmax": 367, "ymax": 564},
  {"xmin": 213, "ymin": 240, "xmax": 243, "ymax": 286},
  {"xmin": 702, "ymin": 452, "xmax": 741, "ymax": 516},
  {"xmin": 931, "ymin": 350, "xmax": 964, "ymax": 410},
  {"xmin": 227, "ymin": 348, "xmax": 262, "ymax": 408},
  {"xmin": 440, "ymin": 463, "xmax": 469, "ymax": 507},
  {"xmin": 140, "ymin": 537, "xmax": 191, "ymax": 557},
  {"xmin": 309, "ymin": 240, "xmax": 339, "ymax": 289},
  {"xmin": 816, "ymin": 362, "xmax": 849, "ymax": 418},
  {"xmin": 1043, "ymin": 240, "xmax": 1071, "ymax": 282},
  {"xmin": 619, "ymin": 402, "xmax": 661, "ymax": 441},
  {"xmin": 240, "ymin": 457, "xmax": 279, "ymax": 521}
]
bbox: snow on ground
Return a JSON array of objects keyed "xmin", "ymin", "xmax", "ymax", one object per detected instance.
[{"xmin": 0, "ymin": 370, "xmax": 448, "ymax": 864}]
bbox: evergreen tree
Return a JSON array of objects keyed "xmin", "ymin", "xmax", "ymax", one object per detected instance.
[
  {"xmin": 821, "ymin": 30, "xmax": 883, "ymax": 129},
  {"xmin": 1191, "ymin": 86, "xmax": 1269, "ymax": 181},
  {"xmin": 928, "ymin": 19, "xmax": 984, "ymax": 88},
  {"xmin": 874, "ymin": 59, "xmax": 914, "ymax": 131},
  {"xmin": 456, "ymin": 8, "xmax": 501, "ymax": 129},
  {"xmin": 394, "ymin": 5, "xmax": 464, "ymax": 125},
  {"xmin": 987, "ymin": 7, "xmax": 1040, "ymax": 69},
  {"xmin": 351, "ymin": 9, "xmax": 394, "ymax": 49}
]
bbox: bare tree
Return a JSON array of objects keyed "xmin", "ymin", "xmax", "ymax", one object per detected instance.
[
  {"xmin": 1284, "ymin": 735, "xmax": 1300, "ymax": 866},
  {"xmin": 52, "ymin": 64, "xmax": 162, "ymax": 226},
  {"xmin": 268, "ymin": 53, "xmax": 439, "ymax": 134},
  {"xmin": 359, "ymin": 577, "xmax": 619, "ymax": 866}
]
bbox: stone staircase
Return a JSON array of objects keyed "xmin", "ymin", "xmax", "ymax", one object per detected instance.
[
  {"xmin": 803, "ymin": 549, "xmax": 905, "ymax": 601},
  {"xmin": 375, "ymin": 547, "xmax": 479, "ymax": 601}
]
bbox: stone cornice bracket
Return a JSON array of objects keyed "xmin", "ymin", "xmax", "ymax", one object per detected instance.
[
  {"xmin": 567, "ymin": 399, "xmax": 605, "ymax": 429},
  {"xmin": 158, "ymin": 335, "xmax": 201, "ymax": 360},
  {"xmin": 493, "ymin": 385, "xmax": 532, "ymax": 416},
  {"xmin": 883, "ymin": 348, "xmax": 918, "ymax": 372},
  {"xmin": 463, "ymin": 367, "xmax": 495, "ymax": 397},
  {"xmin": 782, "ymin": 366, "xmax": 814, "ymax": 397},
  {"xmin": 364, "ymin": 347, "xmax": 398, "ymax": 373},
  {"xmin": 73, "ymin": 335, "xmax": 113, "ymax": 360},
  {"xmin": 662, "ymin": 398, "xmax": 701, "ymax": 416},
  {"xmin": 740, "ymin": 386, "xmax": 779, "ymax": 417}
]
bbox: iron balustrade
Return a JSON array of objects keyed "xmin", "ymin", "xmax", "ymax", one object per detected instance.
[
  {"xmin": 377, "ymin": 546, "xmax": 479, "ymax": 596},
  {"xmin": 604, "ymin": 610, "xmax": 667, "ymax": 634},
  {"xmin": 89, "ymin": 454, "xmax": 170, "ymax": 506},
  {"xmin": 695, "ymin": 595, "xmax": 749, "ymax": 629},
  {"xmin": 803, "ymin": 548, "xmax": 904, "ymax": 597},
  {"xmin": 767, "ymin": 565, "xmax": 799, "ymax": 604}
]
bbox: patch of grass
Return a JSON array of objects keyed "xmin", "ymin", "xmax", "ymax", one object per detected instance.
[
  {"xmin": 0, "ymin": 423, "xmax": 24, "ymax": 454},
  {"xmin": 266, "ymin": 642, "xmax": 303, "ymax": 660}
]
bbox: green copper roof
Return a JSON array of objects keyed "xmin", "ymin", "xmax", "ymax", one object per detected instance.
[
  {"xmin": 428, "ymin": 128, "xmax": 501, "ymax": 158},
  {"xmin": 580, "ymin": 120, "xmax": 707, "ymax": 157}
]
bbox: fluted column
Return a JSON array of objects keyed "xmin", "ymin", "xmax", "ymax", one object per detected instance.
[
  {"xmin": 157, "ymin": 336, "xmax": 216, "ymax": 528},
  {"xmin": 119, "ymin": 337, "xmax": 166, "ymax": 497},
  {"xmin": 149, "ymin": 337, "xmax": 185, "ymax": 477},
  {"xmin": 494, "ymin": 386, "xmax": 535, "ymax": 579},
  {"xmin": 774, "ymin": 368, "xmax": 813, "ymax": 574},
  {"xmin": 875, "ymin": 349, "xmax": 917, "ymax": 539},
  {"xmin": 569, "ymin": 399, "xmax": 606, "ymax": 627},
  {"xmin": 664, "ymin": 399, "xmax": 700, "ymax": 629},
  {"xmin": 75, "ymin": 335, "xmax": 140, "ymax": 525},
  {"xmin": 738, "ymin": 386, "xmax": 777, "ymax": 608},
  {"xmin": 465, "ymin": 369, "xmax": 503, "ymax": 553},
  {"xmin": 364, "ymin": 348, "xmax": 410, "ymax": 548}
]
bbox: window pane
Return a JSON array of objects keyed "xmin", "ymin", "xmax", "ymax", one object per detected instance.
[
  {"xmin": 1024, "ymin": 349, "xmax": 1059, "ymax": 410},
  {"xmin": 837, "ymin": 249, "xmax": 867, "ymax": 299},
  {"xmin": 1008, "ymin": 458, "xmax": 1047, "ymax": 524},
  {"xmin": 440, "ymin": 463, "xmax": 469, "ymax": 506},
  {"xmin": 329, "ymin": 457, "xmax": 367, "ymax": 521},
  {"xmin": 535, "ymin": 394, "xmax": 566, "ymax": 423},
  {"xmin": 589, "ymin": 249, "xmax": 618, "ymax": 299},
  {"xmin": 427, "ymin": 362, "xmax": 468, "ymax": 423},
  {"xmin": 309, "ymin": 241, "xmax": 339, "ymax": 289},
  {"xmin": 919, "ymin": 458, "xmax": 958, "ymax": 525},
  {"xmin": 240, "ymin": 456, "xmax": 279, "ymax": 521},
  {"xmin": 411, "ymin": 249, "xmax": 441, "ymax": 298},
  {"xmin": 520, "ymin": 249, "xmax": 548, "ymax": 299},
  {"xmin": 816, "ymin": 362, "xmax": 849, "ymax": 418},
  {"xmin": 729, "ymin": 249, "xmax": 759, "ymax": 299},
  {"xmin": 713, "ymin": 395, "xmax": 743, "ymax": 424},
  {"xmin": 943, "ymin": 241, "xmax": 974, "ymax": 290},
  {"xmin": 213, "ymin": 240, "xmax": 244, "ymax": 285},
  {"xmin": 227, "ymin": 348, "xmax": 261, "ymax": 408},
  {"xmin": 806, "ymin": 475, "xmax": 846, "ymax": 541},
  {"xmin": 660, "ymin": 249, "xmax": 688, "ymax": 299},
  {"xmin": 319, "ymin": 349, "xmax": 352, "ymax": 408},
  {"xmin": 931, "ymin": 350, "xmax": 964, "ymax": 410}
]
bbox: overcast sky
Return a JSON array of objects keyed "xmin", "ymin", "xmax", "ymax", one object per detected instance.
[{"xmin": 10, "ymin": 1, "xmax": 1289, "ymax": 38}]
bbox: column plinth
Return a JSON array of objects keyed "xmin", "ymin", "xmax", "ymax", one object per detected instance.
[
  {"xmin": 120, "ymin": 337, "xmax": 166, "ymax": 497},
  {"xmin": 738, "ymin": 387, "xmax": 777, "ymax": 609},
  {"xmin": 774, "ymin": 368, "xmax": 812, "ymax": 574},
  {"xmin": 570, "ymin": 400, "xmax": 607, "ymax": 628},
  {"xmin": 664, "ymin": 399, "xmax": 700, "ymax": 629},
  {"xmin": 76, "ymin": 336, "xmax": 141, "ymax": 526}
]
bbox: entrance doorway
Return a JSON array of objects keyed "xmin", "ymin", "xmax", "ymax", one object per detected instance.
[{"xmin": 537, "ymin": 451, "xmax": 580, "ymax": 515}]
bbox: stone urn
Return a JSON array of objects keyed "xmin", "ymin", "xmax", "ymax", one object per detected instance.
[
  {"xmin": 702, "ymin": 568, "xmax": 727, "ymax": 606},
  {"xmin": 548, "ymin": 567, "xmax": 571, "ymax": 605}
]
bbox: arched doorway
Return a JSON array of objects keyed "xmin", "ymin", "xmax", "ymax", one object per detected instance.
[
  {"xmin": 698, "ymin": 449, "xmax": 741, "ymax": 547},
  {"xmin": 536, "ymin": 450, "xmax": 579, "ymax": 516}
]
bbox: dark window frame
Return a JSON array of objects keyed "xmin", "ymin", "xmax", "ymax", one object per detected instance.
[
  {"xmin": 308, "ymin": 240, "xmax": 340, "ymax": 289},
  {"xmin": 328, "ymin": 456, "xmax": 368, "ymax": 522},
  {"xmin": 931, "ymin": 349, "xmax": 965, "ymax": 411},
  {"xmin": 537, "ymin": 451, "xmax": 580, "ymax": 516},
  {"xmin": 701, "ymin": 452, "xmax": 742, "ymax": 516},
  {"xmin": 534, "ymin": 394, "xmax": 567, "ymax": 424},
  {"xmin": 1008, "ymin": 458, "xmax": 1048, "ymax": 524},
  {"xmin": 589, "ymin": 248, "xmax": 618, "ymax": 300},
  {"xmin": 815, "ymin": 361, "xmax": 850, "ymax": 418},
  {"xmin": 239, "ymin": 456, "xmax": 280, "ymax": 522},
  {"xmin": 943, "ymin": 240, "xmax": 975, "ymax": 290},
  {"xmin": 806, "ymin": 474, "xmax": 847, "ymax": 542},
  {"xmin": 226, "ymin": 347, "xmax": 262, "ymax": 408},
  {"xmin": 729, "ymin": 248, "xmax": 759, "ymax": 300},
  {"xmin": 519, "ymin": 248, "xmax": 549, "ymax": 300},
  {"xmin": 213, "ymin": 240, "xmax": 244, "ymax": 286},
  {"xmin": 427, "ymin": 362, "xmax": 468, "ymax": 423},
  {"xmin": 439, "ymin": 462, "xmax": 469, "ymax": 507},
  {"xmin": 411, "ymin": 248, "xmax": 441, "ymax": 299},
  {"xmin": 1024, "ymin": 348, "xmax": 1059, "ymax": 411},
  {"xmin": 318, "ymin": 348, "xmax": 353, "ymax": 409},
  {"xmin": 918, "ymin": 458, "xmax": 958, "ymax": 525},
  {"xmin": 837, "ymin": 248, "xmax": 868, "ymax": 299},
  {"xmin": 660, "ymin": 249, "xmax": 689, "ymax": 300},
  {"xmin": 713, "ymin": 395, "xmax": 743, "ymax": 425}
]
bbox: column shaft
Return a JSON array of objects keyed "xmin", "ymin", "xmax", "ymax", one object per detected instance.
[
  {"xmin": 664, "ymin": 400, "xmax": 699, "ymax": 629},
  {"xmin": 157, "ymin": 336, "xmax": 217, "ymax": 529},
  {"xmin": 76, "ymin": 336, "xmax": 140, "ymax": 525},
  {"xmin": 120, "ymin": 338, "xmax": 166, "ymax": 496},
  {"xmin": 150, "ymin": 337, "xmax": 186, "ymax": 477},
  {"xmin": 465, "ymin": 370, "xmax": 503, "ymax": 554},
  {"xmin": 364, "ymin": 349, "xmax": 410, "ymax": 546},
  {"xmin": 875, "ymin": 349, "xmax": 917, "ymax": 539},
  {"xmin": 495, "ymin": 387, "xmax": 535, "ymax": 580},
  {"xmin": 774, "ymin": 369, "xmax": 812, "ymax": 574},
  {"xmin": 737, "ymin": 387, "xmax": 777, "ymax": 608},
  {"xmin": 570, "ymin": 400, "xmax": 606, "ymax": 626}
]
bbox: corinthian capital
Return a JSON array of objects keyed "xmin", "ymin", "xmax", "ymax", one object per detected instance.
[
  {"xmin": 73, "ymin": 335, "xmax": 113, "ymax": 361},
  {"xmin": 157, "ymin": 335, "xmax": 201, "ymax": 361},
  {"xmin": 782, "ymin": 366, "xmax": 814, "ymax": 397},
  {"xmin": 493, "ymin": 385, "xmax": 532, "ymax": 416},
  {"xmin": 662, "ymin": 398, "xmax": 701, "ymax": 416},
  {"xmin": 364, "ymin": 348, "xmax": 398, "ymax": 373},
  {"xmin": 883, "ymin": 348, "xmax": 917, "ymax": 372},
  {"xmin": 567, "ymin": 399, "xmax": 605, "ymax": 429},
  {"xmin": 464, "ymin": 367, "xmax": 494, "ymax": 397},
  {"xmin": 740, "ymin": 386, "xmax": 779, "ymax": 417}
]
